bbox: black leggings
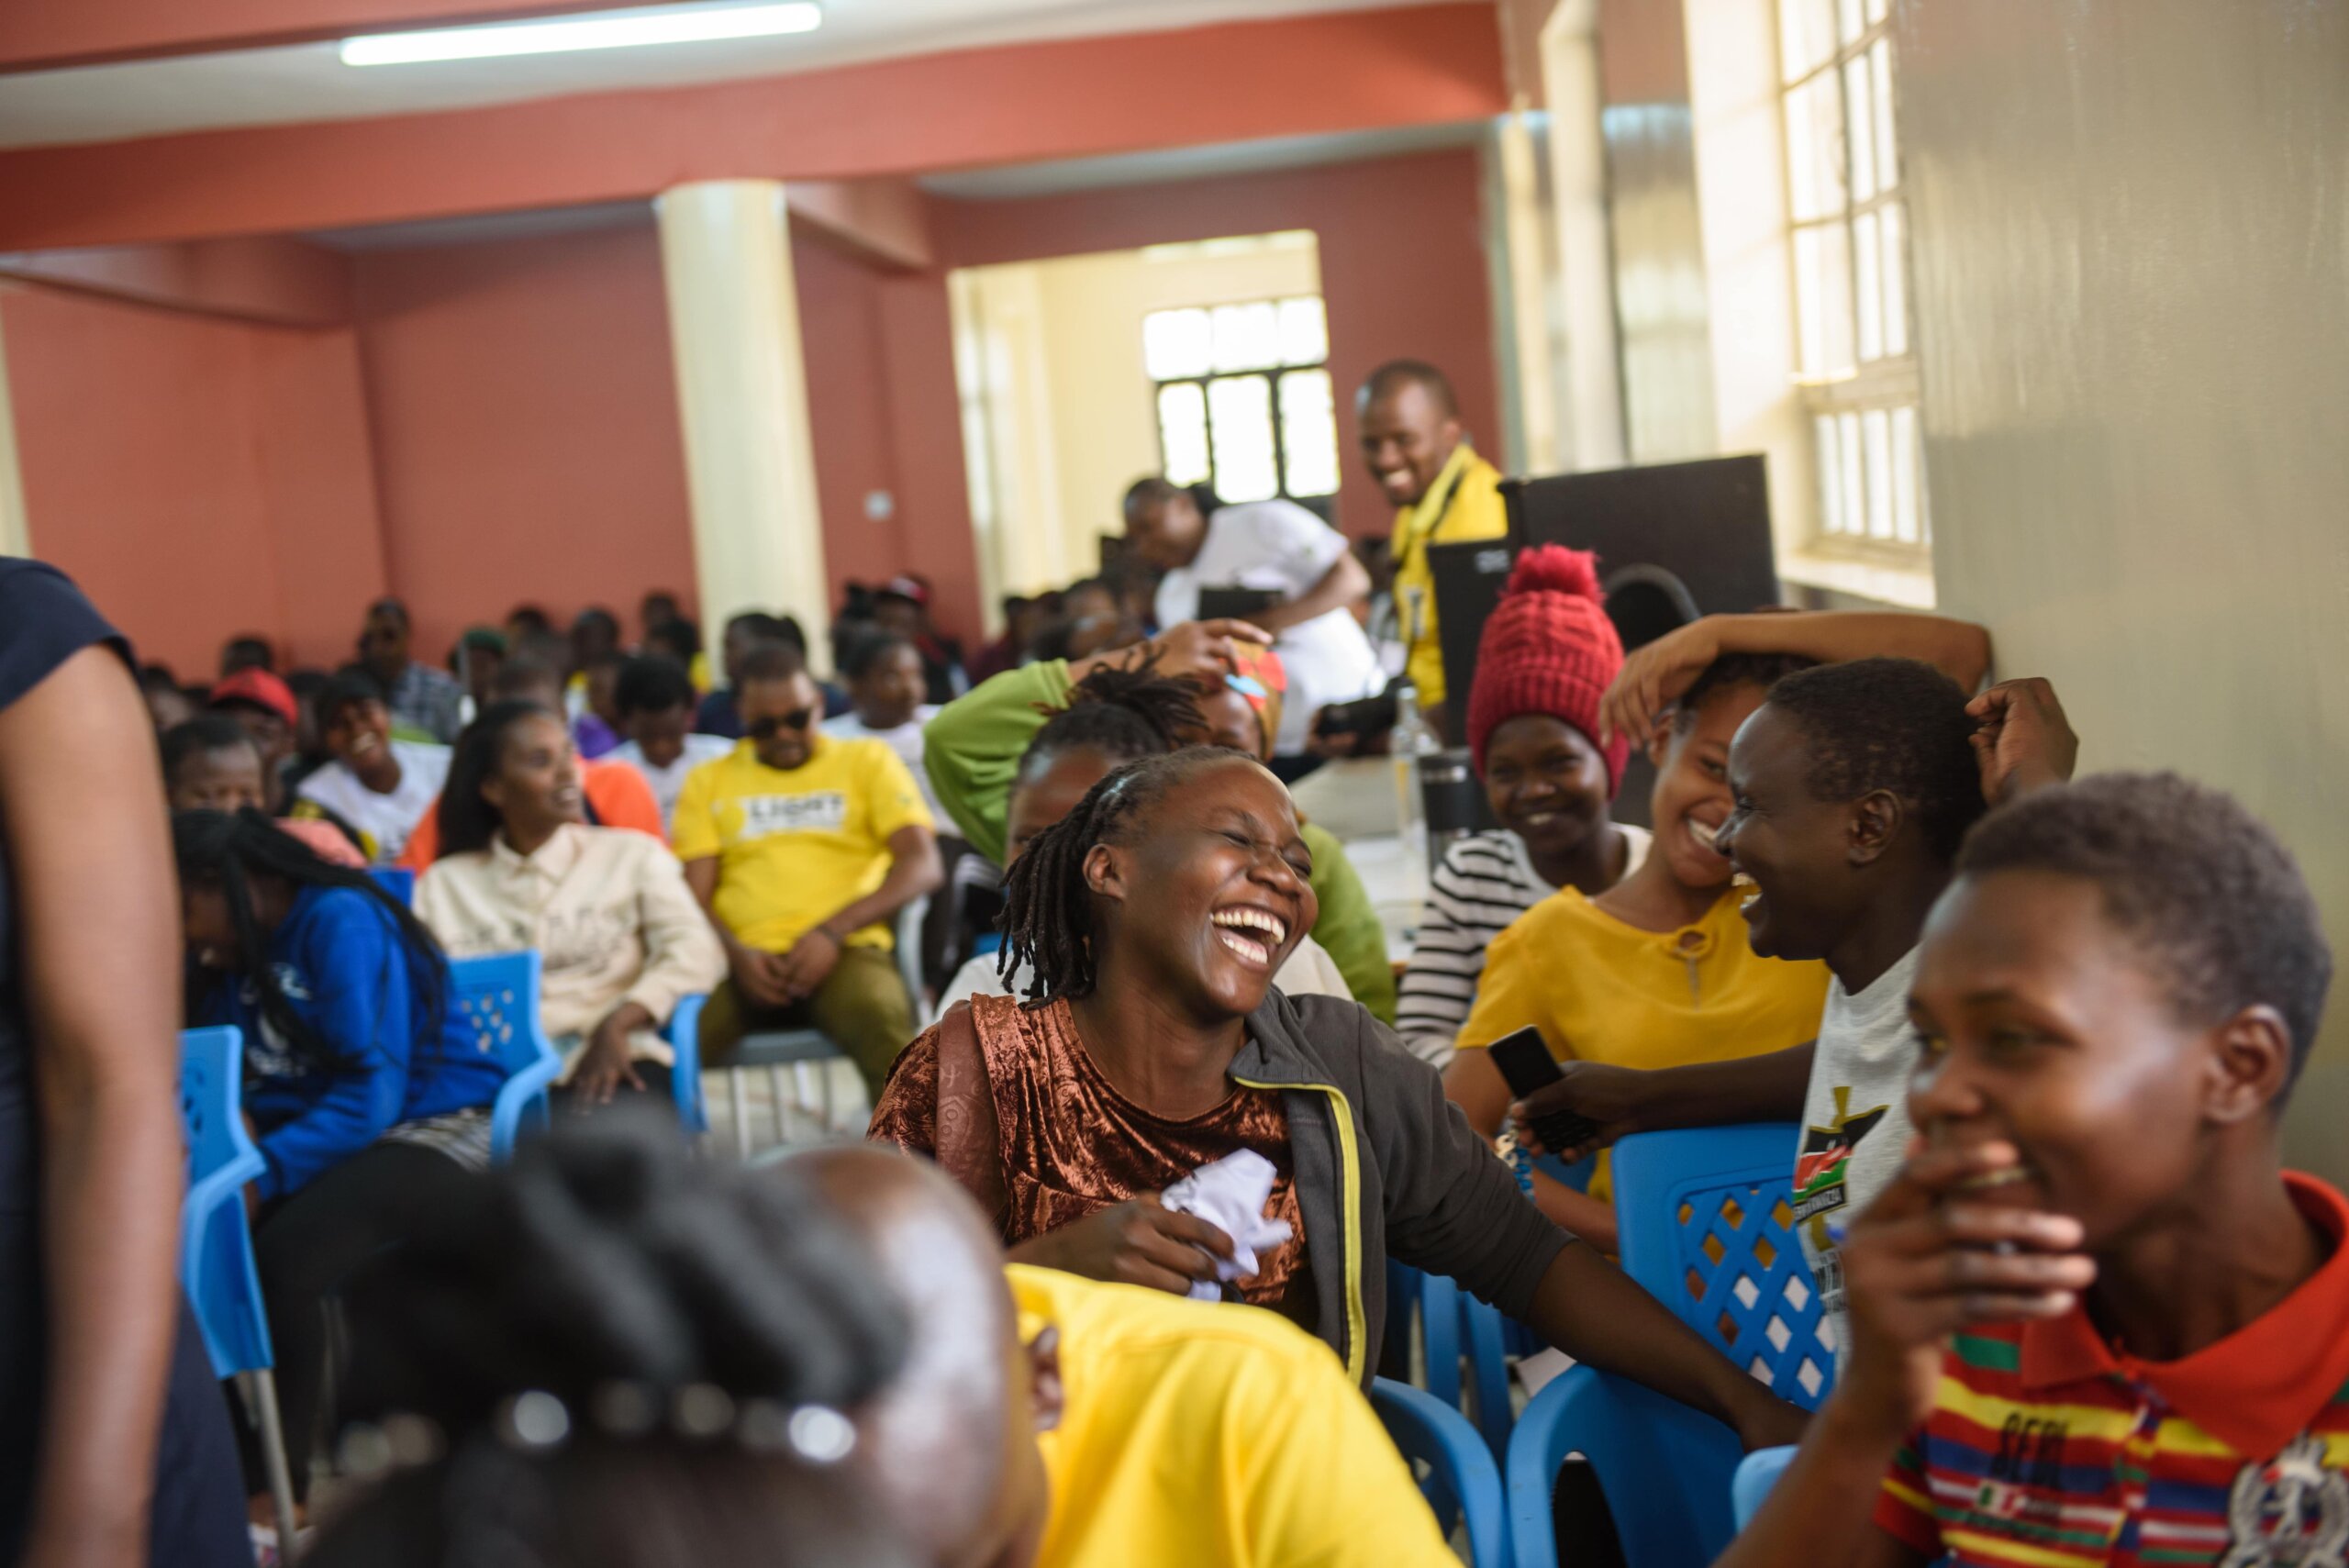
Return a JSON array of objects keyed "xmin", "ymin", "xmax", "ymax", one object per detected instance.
[{"xmin": 247, "ymin": 1141, "xmax": 475, "ymax": 1498}]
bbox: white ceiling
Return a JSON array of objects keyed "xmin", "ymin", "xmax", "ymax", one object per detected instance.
[{"xmin": 0, "ymin": 0, "xmax": 1461, "ymax": 151}]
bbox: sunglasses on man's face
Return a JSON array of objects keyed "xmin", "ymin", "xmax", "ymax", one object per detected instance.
[{"xmin": 745, "ymin": 708, "xmax": 817, "ymax": 740}]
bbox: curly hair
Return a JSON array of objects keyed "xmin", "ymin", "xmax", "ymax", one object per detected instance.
[
  {"xmin": 1765, "ymin": 657, "xmax": 1984, "ymax": 860},
  {"xmin": 998, "ymin": 747, "xmax": 1247, "ymax": 1004},
  {"xmin": 1672, "ymin": 651, "xmax": 1819, "ymax": 734},
  {"xmin": 1957, "ymin": 773, "xmax": 2332, "ymax": 1084},
  {"xmin": 1012, "ymin": 654, "xmax": 1205, "ymax": 791},
  {"xmin": 313, "ymin": 1112, "xmax": 917, "ymax": 1568}
]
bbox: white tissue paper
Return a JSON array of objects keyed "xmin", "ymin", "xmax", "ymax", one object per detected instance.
[{"xmin": 1160, "ymin": 1149, "xmax": 1296, "ymax": 1303}]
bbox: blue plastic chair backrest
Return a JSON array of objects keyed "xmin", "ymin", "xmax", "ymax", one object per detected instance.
[
  {"xmin": 180, "ymin": 1024, "xmax": 251, "ymax": 1190},
  {"xmin": 369, "ymin": 866, "xmax": 416, "ymax": 905},
  {"xmin": 177, "ymin": 1027, "xmax": 274, "ymax": 1378},
  {"xmin": 1506, "ymin": 1362, "xmax": 1742, "ymax": 1568},
  {"xmin": 1372, "ymin": 1377, "xmax": 1511, "ymax": 1568},
  {"xmin": 447, "ymin": 951, "xmax": 561, "ymax": 1162},
  {"xmin": 666, "ymin": 992, "xmax": 708, "ymax": 1134},
  {"xmin": 1391, "ymin": 1262, "xmax": 1517, "ymax": 1465},
  {"xmin": 1610, "ymin": 1124, "xmax": 1835, "ymax": 1408}
]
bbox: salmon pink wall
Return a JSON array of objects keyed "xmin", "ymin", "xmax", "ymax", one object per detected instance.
[
  {"xmin": 937, "ymin": 148, "xmax": 1502, "ymax": 539},
  {"xmin": 351, "ymin": 221, "xmax": 696, "ymax": 661},
  {"xmin": 791, "ymin": 235, "xmax": 984, "ymax": 646},
  {"xmin": 2, "ymin": 281, "xmax": 385, "ymax": 674}
]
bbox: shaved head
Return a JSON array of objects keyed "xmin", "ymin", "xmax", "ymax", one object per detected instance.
[
  {"xmin": 1356, "ymin": 358, "xmax": 1458, "ymax": 417},
  {"xmin": 767, "ymin": 1147, "xmax": 1049, "ymax": 1568}
]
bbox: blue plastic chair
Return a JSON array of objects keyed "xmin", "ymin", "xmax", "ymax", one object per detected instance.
[
  {"xmin": 1373, "ymin": 1377, "xmax": 1511, "ymax": 1568},
  {"xmin": 1732, "ymin": 1446, "xmax": 1799, "ymax": 1529},
  {"xmin": 1412, "ymin": 1269, "xmax": 1515, "ymax": 1462},
  {"xmin": 1505, "ymin": 1124, "xmax": 1828, "ymax": 1568},
  {"xmin": 447, "ymin": 951, "xmax": 563, "ymax": 1162},
  {"xmin": 667, "ymin": 992, "xmax": 708, "ymax": 1135},
  {"xmin": 178, "ymin": 1027, "xmax": 302, "ymax": 1554},
  {"xmin": 367, "ymin": 866, "xmax": 416, "ymax": 905},
  {"xmin": 1610, "ymin": 1125, "xmax": 1832, "ymax": 1408}
]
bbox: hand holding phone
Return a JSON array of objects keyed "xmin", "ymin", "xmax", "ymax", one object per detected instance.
[{"xmin": 1484, "ymin": 1027, "xmax": 1600, "ymax": 1156}]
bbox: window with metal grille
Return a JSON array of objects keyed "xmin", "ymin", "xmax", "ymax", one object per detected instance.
[
  {"xmin": 1780, "ymin": 0, "xmax": 1931, "ymax": 559},
  {"xmin": 1144, "ymin": 296, "xmax": 1341, "ymax": 515}
]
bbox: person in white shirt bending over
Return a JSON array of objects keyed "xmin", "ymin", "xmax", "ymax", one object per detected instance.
[
  {"xmin": 1123, "ymin": 477, "xmax": 1384, "ymax": 762},
  {"xmin": 607, "ymin": 655, "xmax": 732, "ymax": 836},
  {"xmin": 417, "ymin": 698, "xmax": 724, "ymax": 1115},
  {"xmin": 291, "ymin": 669, "xmax": 450, "ymax": 865}
]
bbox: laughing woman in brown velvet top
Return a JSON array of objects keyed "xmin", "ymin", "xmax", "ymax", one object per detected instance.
[{"xmin": 869, "ymin": 746, "xmax": 1804, "ymax": 1448}]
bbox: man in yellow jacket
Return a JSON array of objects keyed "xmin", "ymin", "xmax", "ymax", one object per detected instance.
[{"xmin": 1356, "ymin": 359, "xmax": 1509, "ymax": 739}]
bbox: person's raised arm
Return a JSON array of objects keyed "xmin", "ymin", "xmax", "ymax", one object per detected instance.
[
  {"xmin": 1603, "ymin": 613, "xmax": 1994, "ymax": 749},
  {"xmin": 919, "ymin": 662, "xmax": 1074, "ymax": 862},
  {"xmin": 1, "ymin": 647, "xmax": 184, "ymax": 1568},
  {"xmin": 1965, "ymin": 676, "xmax": 2077, "ymax": 806},
  {"xmin": 921, "ymin": 619, "xmax": 1272, "ymax": 864},
  {"xmin": 1253, "ymin": 550, "xmax": 1371, "ymax": 636}
]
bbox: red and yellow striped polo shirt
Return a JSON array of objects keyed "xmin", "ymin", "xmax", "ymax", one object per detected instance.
[{"xmin": 1876, "ymin": 1173, "xmax": 2349, "ymax": 1568}]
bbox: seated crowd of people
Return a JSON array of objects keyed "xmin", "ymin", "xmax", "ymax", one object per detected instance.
[{"xmin": 3, "ymin": 372, "xmax": 2338, "ymax": 1568}]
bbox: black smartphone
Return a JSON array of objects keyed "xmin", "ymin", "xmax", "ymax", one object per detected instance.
[{"xmin": 1484, "ymin": 1027, "xmax": 1599, "ymax": 1154}]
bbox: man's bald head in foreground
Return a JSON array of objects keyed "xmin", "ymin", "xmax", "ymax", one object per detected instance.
[{"xmin": 763, "ymin": 1147, "xmax": 1052, "ymax": 1568}]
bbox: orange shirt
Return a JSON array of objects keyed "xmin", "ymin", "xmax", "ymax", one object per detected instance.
[{"xmin": 396, "ymin": 756, "xmax": 662, "ymax": 870}]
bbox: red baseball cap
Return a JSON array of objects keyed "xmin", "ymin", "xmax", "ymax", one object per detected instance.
[{"xmin": 208, "ymin": 668, "xmax": 298, "ymax": 727}]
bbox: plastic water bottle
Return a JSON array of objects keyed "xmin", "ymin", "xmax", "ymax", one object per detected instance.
[{"xmin": 1392, "ymin": 683, "xmax": 1435, "ymax": 905}]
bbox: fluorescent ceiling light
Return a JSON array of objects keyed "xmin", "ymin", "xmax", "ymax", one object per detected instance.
[{"xmin": 341, "ymin": 2, "xmax": 821, "ymax": 66}]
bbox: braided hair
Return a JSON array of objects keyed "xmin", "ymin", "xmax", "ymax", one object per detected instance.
[
  {"xmin": 311, "ymin": 1111, "xmax": 918, "ymax": 1568},
  {"xmin": 1013, "ymin": 653, "xmax": 1204, "ymax": 789},
  {"xmin": 173, "ymin": 806, "xmax": 451, "ymax": 1076},
  {"xmin": 998, "ymin": 746, "xmax": 1245, "ymax": 1004}
]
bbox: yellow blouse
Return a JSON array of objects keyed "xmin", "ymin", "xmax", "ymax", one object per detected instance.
[{"xmin": 1455, "ymin": 884, "xmax": 1831, "ymax": 1201}]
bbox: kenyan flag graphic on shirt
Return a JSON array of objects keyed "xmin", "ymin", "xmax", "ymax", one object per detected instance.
[{"xmin": 1794, "ymin": 1087, "xmax": 1888, "ymax": 1229}]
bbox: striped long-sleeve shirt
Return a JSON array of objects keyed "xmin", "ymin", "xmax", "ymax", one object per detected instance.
[{"xmin": 1394, "ymin": 825, "xmax": 1649, "ymax": 1068}]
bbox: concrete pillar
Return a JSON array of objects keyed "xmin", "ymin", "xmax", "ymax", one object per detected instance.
[{"xmin": 655, "ymin": 179, "xmax": 830, "ymax": 672}]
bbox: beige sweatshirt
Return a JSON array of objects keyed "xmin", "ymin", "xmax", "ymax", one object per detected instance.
[{"xmin": 417, "ymin": 823, "xmax": 726, "ymax": 1082}]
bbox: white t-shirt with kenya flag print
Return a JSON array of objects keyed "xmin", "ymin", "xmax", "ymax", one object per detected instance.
[{"xmin": 1793, "ymin": 943, "xmax": 1920, "ymax": 1367}]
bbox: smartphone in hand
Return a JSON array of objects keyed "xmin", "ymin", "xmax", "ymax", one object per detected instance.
[{"xmin": 1486, "ymin": 1027, "xmax": 1600, "ymax": 1155}]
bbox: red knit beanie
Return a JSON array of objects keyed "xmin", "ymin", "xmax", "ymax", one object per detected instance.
[{"xmin": 1464, "ymin": 544, "xmax": 1631, "ymax": 792}]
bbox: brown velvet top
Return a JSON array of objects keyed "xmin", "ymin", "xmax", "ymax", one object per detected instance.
[{"xmin": 870, "ymin": 993, "xmax": 1310, "ymax": 1314}]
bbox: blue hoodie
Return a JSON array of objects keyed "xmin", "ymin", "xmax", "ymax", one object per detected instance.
[{"xmin": 201, "ymin": 884, "xmax": 503, "ymax": 1201}]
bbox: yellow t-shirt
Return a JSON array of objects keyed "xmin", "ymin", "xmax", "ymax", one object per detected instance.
[
  {"xmin": 1455, "ymin": 885, "xmax": 1830, "ymax": 1202},
  {"xmin": 1010, "ymin": 1264, "xmax": 1457, "ymax": 1568},
  {"xmin": 1389, "ymin": 440, "xmax": 1509, "ymax": 708},
  {"xmin": 668, "ymin": 734, "xmax": 933, "ymax": 954}
]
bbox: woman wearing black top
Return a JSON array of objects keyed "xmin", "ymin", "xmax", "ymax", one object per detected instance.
[{"xmin": 0, "ymin": 560, "xmax": 245, "ymax": 1567}]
